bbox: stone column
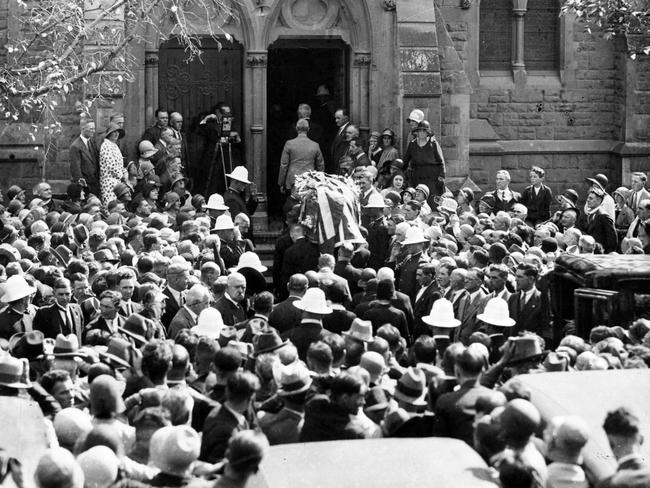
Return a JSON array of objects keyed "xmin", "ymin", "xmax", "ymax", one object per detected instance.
[
  {"xmin": 246, "ymin": 50, "xmax": 269, "ymax": 232},
  {"xmin": 512, "ymin": 0, "xmax": 527, "ymax": 87},
  {"xmin": 352, "ymin": 52, "xmax": 372, "ymax": 140},
  {"xmin": 396, "ymin": 0, "xmax": 442, "ymax": 153},
  {"xmin": 144, "ymin": 52, "xmax": 159, "ymax": 127}
]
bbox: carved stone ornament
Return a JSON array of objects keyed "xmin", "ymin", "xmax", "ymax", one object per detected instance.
[
  {"xmin": 460, "ymin": 0, "xmax": 472, "ymax": 8},
  {"xmin": 145, "ymin": 52, "xmax": 159, "ymax": 65},
  {"xmin": 353, "ymin": 53, "xmax": 371, "ymax": 67},
  {"xmin": 281, "ymin": 0, "xmax": 339, "ymax": 30},
  {"xmin": 246, "ymin": 52, "xmax": 268, "ymax": 67},
  {"xmin": 383, "ymin": 0, "xmax": 396, "ymax": 11}
]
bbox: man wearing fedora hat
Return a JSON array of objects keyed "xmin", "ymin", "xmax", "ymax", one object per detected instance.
[
  {"xmin": 161, "ymin": 262, "xmax": 190, "ymax": 330},
  {"xmin": 0, "ymin": 275, "xmax": 36, "ymax": 340},
  {"xmin": 33, "ymin": 278, "xmax": 85, "ymax": 339},
  {"xmin": 283, "ymin": 288, "xmax": 333, "ymax": 361},
  {"xmin": 433, "ymin": 347, "xmax": 492, "ymax": 445},
  {"xmin": 258, "ymin": 362, "xmax": 312, "ymax": 445}
]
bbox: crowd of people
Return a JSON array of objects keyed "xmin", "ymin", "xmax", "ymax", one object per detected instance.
[{"xmin": 0, "ymin": 100, "xmax": 648, "ymax": 488}]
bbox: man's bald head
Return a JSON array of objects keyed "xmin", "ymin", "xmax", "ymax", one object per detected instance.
[{"xmin": 288, "ymin": 274, "xmax": 309, "ymax": 295}]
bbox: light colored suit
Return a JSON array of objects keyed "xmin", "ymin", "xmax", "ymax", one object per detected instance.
[
  {"xmin": 278, "ymin": 133, "xmax": 324, "ymax": 189},
  {"xmin": 456, "ymin": 289, "xmax": 488, "ymax": 345},
  {"xmin": 626, "ymin": 188, "xmax": 650, "ymax": 211}
]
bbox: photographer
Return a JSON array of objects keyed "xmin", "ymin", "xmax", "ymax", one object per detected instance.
[{"xmin": 197, "ymin": 103, "xmax": 244, "ymax": 195}]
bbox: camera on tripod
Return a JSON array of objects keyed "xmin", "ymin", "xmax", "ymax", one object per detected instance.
[{"xmin": 219, "ymin": 115, "xmax": 233, "ymax": 144}]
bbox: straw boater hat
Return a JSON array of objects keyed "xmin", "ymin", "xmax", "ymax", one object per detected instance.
[
  {"xmin": 226, "ymin": 166, "xmax": 251, "ymax": 184},
  {"xmin": 477, "ymin": 298, "xmax": 515, "ymax": 327},
  {"xmin": 204, "ymin": 193, "xmax": 229, "ymax": 211},
  {"xmin": 422, "ymin": 299, "xmax": 460, "ymax": 329},
  {"xmin": 1, "ymin": 275, "xmax": 36, "ymax": 303},
  {"xmin": 342, "ymin": 318, "xmax": 374, "ymax": 343},
  {"xmin": 293, "ymin": 288, "xmax": 332, "ymax": 315}
]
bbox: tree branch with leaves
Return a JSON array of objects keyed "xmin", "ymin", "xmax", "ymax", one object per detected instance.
[{"xmin": 561, "ymin": 0, "xmax": 650, "ymax": 58}]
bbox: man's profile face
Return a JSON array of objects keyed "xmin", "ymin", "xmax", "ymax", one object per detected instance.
[
  {"xmin": 38, "ymin": 183, "xmax": 53, "ymax": 200},
  {"xmin": 631, "ymin": 175, "xmax": 644, "ymax": 192},
  {"xmin": 170, "ymin": 115, "xmax": 183, "ymax": 130},
  {"xmin": 437, "ymin": 268, "xmax": 451, "ymax": 288},
  {"xmin": 334, "ymin": 110, "xmax": 348, "ymax": 127},
  {"xmin": 344, "ymin": 126, "xmax": 356, "ymax": 140},
  {"xmin": 51, "ymin": 379, "xmax": 74, "ymax": 408},
  {"xmin": 72, "ymin": 279, "xmax": 90, "ymax": 301},
  {"xmin": 560, "ymin": 210, "xmax": 576, "ymax": 229},
  {"xmin": 113, "ymin": 117, "xmax": 125, "ymax": 129}
]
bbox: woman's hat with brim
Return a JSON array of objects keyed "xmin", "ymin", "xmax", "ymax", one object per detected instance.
[
  {"xmin": 93, "ymin": 249, "xmax": 119, "ymax": 264},
  {"xmin": 104, "ymin": 122, "xmax": 125, "ymax": 140},
  {"xmin": 477, "ymin": 298, "xmax": 515, "ymax": 327},
  {"xmin": 393, "ymin": 367, "xmax": 427, "ymax": 406},
  {"xmin": 422, "ymin": 298, "xmax": 460, "ymax": 328},
  {"xmin": 342, "ymin": 318, "xmax": 374, "ymax": 343},
  {"xmin": 138, "ymin": 140, "xmax": 158, "ymax": 159},
  {"xmin": 226, "ymin": 166, "xmax": 251, "ymax": 184},
  {"xmin": 1, "ymin": 275, "xmax": 36, "ymax": 303},
  {"xmin": 293, "ymin": 288, "xmax": 332, "ymax": 315},
  {"xmin": 0, "ymin": 243, "xmax": 20, "ymax": 263}
]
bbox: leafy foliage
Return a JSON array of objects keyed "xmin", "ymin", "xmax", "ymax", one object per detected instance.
[
  {"xmin": 561, "ymin": 0, "xmax": 650, "ymax": 58},
  {"xmin": 0, "ymin": 0, "xmax": 234, "ymax": 137}
]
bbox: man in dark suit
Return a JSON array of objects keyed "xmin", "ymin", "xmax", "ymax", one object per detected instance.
[
  {"xmin": 433, "ymin": 348, "xmax": 493, "ymax": 445},
  {"xmin": 168, "ymin": 284, "xmax": 211, "ymax": 339},
  {"xmin": 580, "ymin": 188, "xmax": 617, "ymax": 253},
  {"xmin": 328, "ymin": 108, "xmax": 351, "ymax": 174},
  {"xmin": 33, "ymin": 278, "xmax": 85, "ymax": 339},
  {"xmin": 279, "ymin": 224, "xmax": 319, "ymax": 287},
  {"xmin": 489, "ymin": 170, "xmax": 521, "ymax": 213},
  {"xmin": 82, "ymin": 290, "xmax": 126, "ymax": 344},
  {"xmin": 69, "ymin": 121, "xmax": 100, "ymax": 196},
  {"xmin": 362, "ymin": 280, "xmax": 408, "ymax": 339},
  {"xmin": 286, "ymin": 104, "xmax": 325, "ymax": 148},
  {"xmin": 214, "ymin": 273, "xmax": 247, "ymax": 326},
  {"xmin": 412, "ymin": 264, "xmax": 441, "ymax": 338},
  {"xmin": 169, "ymin": 112, "xmax": 191, "ymax": 172},
  {"xmin": 486, "ymin": 264, "xmax": 512, "ymax": 302},
  {"xmin": 519, "ymin": 166, "xmax": 553, "ymax": 225},
  {"xmin": 200, "ymin": 371, "xmax": 259, "ymax": 463},
  {"xmin": 269, "ymin": 274, "xmax": 308, "ymax": 333},
  {"xmin": 141, "ymin": 109, "xmax": 169, "ymax": 144},
  {"xmin": 395, "ymin": 228, "xmax": 429, "ymax": 306},
  {"xmin": 457, "ymin": 268, "xmax": 489, "ymax": 345},
  {"xmin": 117, "ymin": 272, "xmax": 143, "ymax": 318},
  {"xmin": 599, "ymin": 407, "xmax": 649, "ymax": 488},
  {"xmin": 508, "ymin": 263, "xmax": 550, "ymax": 338},
  {"xmin": 161, "ymin": 263, "xmax": 190, "ymax": 330}
]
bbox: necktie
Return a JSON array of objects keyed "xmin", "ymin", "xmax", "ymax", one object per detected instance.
[
  {"xmin": 501, "ymin": 191, "xmax": 506, "ymax": 200},
  {"xmin": 180, "ymin": 292, "xmax": 186, "ymax": 306}
]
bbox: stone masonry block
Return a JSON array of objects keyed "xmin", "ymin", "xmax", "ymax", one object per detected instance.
[
  {"xmin": 400, "ymin": 48, "xmax": 440, "ymax": 72},
  {"xmin": 442, "ymin": 105, "xmax": 461, "ymax": 123},
  {"xmin": 398, "ymin": 24, "xmax": 438, "ymax": 48},
  {"xmin": 489, "ymin": 93, "xmax": 511, "ymax": 103},
  {"xmin": 402, "ymin": 73, "xmax": 442, "ymax": 96},
  {"xmin": 511, "ymin": 91, "xmax": 544, "ymax": 103},
  {"xmin": 398, "ymin": 0, "xmax": 436, "ymax": 22}
]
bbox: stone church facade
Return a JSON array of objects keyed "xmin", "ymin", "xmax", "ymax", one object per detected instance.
[{"xmin": 0, "ymin": 0, "xmax": 648, "ymax": 222}]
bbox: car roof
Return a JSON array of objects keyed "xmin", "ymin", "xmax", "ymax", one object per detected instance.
[
  {"xmin": 517, "ymin": 369, "xmax": 650, "ymax": 481},
  {"xmin": 247, "ymin": 438, "xmax": 498, "ymax": 488}
]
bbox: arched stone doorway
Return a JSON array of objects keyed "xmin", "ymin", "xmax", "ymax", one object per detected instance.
[{"xmin": 137, "ymin": 0, "xmax": 373, "ymax": 230}]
